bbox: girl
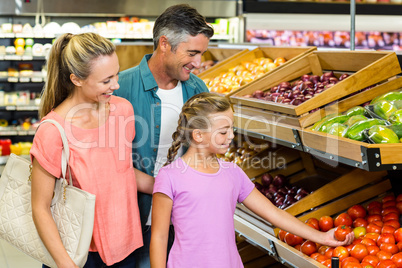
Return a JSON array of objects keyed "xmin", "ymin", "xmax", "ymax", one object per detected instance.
[
  {"xmin": 150, "ymin": 92, "xmax": 354, "ymax": 268},
  {"xmin": 30, "ymin": 33, "xmax": 154, "ymax": 268}
]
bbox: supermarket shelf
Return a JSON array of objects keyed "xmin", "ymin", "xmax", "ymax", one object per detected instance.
[
  {"xmin": 0, "ymin": 76, "xmax": 44, "ymax": 83},
  {"xmin": 243, "ymin": 0, "xmax": 402, "ymax": 15},
  {"xmin": 0, "ymin": 55, "xmax": 46, "ymax": 61},
  {"xmin": 234, "ymin": 113, "xmax": 304, "ymax": 151},
  {"xmin": 0, "ymin": 127, "xmax": 36, "ymax": 136},
  {"xmin": 0, "ymin": 105, "xmax": 39, "ymax": 111}
]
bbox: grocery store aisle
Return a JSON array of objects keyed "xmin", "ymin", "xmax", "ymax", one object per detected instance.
[{"xmin": 0, "ymin": 239, "xmax": 41, "ymax": 268}]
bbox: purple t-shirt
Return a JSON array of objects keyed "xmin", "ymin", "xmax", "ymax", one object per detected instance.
[{"xmin": 153, "ymin": 158, "xmax": 255, "ymax": 268}]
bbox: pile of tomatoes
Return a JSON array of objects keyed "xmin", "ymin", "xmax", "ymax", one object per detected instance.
[{"xmin": 278, "ymin": 194, "xmax": 402, "ymax": 268}]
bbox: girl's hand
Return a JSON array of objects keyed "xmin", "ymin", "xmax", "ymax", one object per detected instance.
[{"xmin": 324, "ymin": 228, "xmax": 354, "ymax": 247}]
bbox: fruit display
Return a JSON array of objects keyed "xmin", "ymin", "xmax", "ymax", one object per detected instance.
[
  {"xmin": 191, "ymin": 60, "xmax": 216, "ymax": 75},
  {"xmin": 312, "ymin": 89, "xmax": 402, "ymax": 144},
  {"xmin": 254, "ymin": 172, "xmax": 311, "ymax": 209},
  {"xmin": 202, "ymin": 56, "xmax": 286, "ymax": 95},
  {"xmin": 242, "ymin": 71, "xmax": 352, "ymax": 106},
  {"xmin": 278, "ymin": 194, "xmax": 402, "ymax": 268},
  {"xmin": 217, "ymin": 134, "xmax": 270, "ymax": 166}
]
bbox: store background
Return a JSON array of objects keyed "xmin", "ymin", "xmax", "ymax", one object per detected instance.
[{"xmin": 1, "ymin": 0, "xmax": 402, "ymax": 267}]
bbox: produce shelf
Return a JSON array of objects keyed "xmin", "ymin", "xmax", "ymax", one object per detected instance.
[
  {"xmin": 234, "ymin": 113, "xmax": 303, "ymax": 151},
  {"xmin": 230, "ymin": 50, "xmax": 400, "ymax": 120}
]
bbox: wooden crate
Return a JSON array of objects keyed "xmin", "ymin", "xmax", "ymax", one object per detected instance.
[
  {"xmin": 230, "ymin": 50, "xmax": 401, "ymax": 119},
  {"xmin": 115, "ymin": 44, "xmax": 154, "ymax": 71},
  {"xmin": 199, "ymin": 46, "xmax": 316, "ymax": 96}
]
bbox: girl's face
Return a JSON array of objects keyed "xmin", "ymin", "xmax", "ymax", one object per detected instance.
[
  {"xmin": 199, "ymin": 108, "xmax": 234, "ymax": 155},
  {"xmin": 74, "ymin": 52, "xmax": 120, "ymax": 104}
]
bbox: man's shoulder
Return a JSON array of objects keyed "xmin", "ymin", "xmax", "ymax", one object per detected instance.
[{"xmin": 183, "ymin": 73, "xmax": 208, "ymax": 93}]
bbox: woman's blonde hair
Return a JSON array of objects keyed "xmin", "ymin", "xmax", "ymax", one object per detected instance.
[
  {"xmin": 39, "ymin": 32, "xmax": 116, "ymax": 118},
  {"xmin": 165, "ymin": 92, "xmax": 231, "ymax": 166}
]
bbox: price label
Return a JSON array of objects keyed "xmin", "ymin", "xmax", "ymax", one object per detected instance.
[
  {"xmin": 22, "ymin": 55, "xmax": 33, "ymax": 61},
  {"xmin": 7, "ymin": 77, "xmax": 19, "ymax": 83},
  {"xmin": 19, "ymin": 77, "xmax": 30, "ymax": 83},
  {"xmin": 5, "ymin": 106, "xmax": 16, "ymax": 111},
  {"xmin": 31, "ymin": 77, "xmax": 43, "ymax": 83},
  {"xmin": 4, "ymin": 55, "xmax": 21, "ymax": 60},
  {"xmin": 0, "ymin": 56, "xmax": 4, "ymax": 60}
]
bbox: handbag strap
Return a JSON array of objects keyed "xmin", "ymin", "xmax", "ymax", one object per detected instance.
[{"xmin": 37, "ymin": 119, "xmax": 72, "ymax": 186}]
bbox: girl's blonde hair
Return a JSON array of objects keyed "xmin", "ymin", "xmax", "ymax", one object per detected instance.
[
  {"xmin": 165, "ymin": 92, "xmax": 231, "ymax": 166},
  {"xmin": 39, "ymin": 32, "xmax": 116, "ymax": 118}
]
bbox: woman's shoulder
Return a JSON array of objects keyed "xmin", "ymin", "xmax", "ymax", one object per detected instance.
[{"xmin": 110, "ymin": 95, "xmax": 134, "ymax": 114}]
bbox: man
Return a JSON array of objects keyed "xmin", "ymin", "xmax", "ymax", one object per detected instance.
[{"xmin": 115, "ymin": 4, "xmax": 214, "ymax": 267}]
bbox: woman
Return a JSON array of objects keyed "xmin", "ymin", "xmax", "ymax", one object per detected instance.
[{"xmin": 30, "ymin": 32, "xmax": 154, "ymax": 268}]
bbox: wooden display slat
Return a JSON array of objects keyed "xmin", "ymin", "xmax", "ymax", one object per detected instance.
[
  {"xmin": 199, "ymin": 46, "xmax": 316, "ymax": 96},
  {"xmin": 199, "ymin": 47, "xmax": 248, "ymax": 77},
  {"xmin": 230, "ymin": 50, "xmax": 401, "ymax": 117}
]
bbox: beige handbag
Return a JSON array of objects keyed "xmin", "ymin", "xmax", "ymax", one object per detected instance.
[{"xmin": 0, "ymin": 119, "xmax": 96, "ymax": 268}]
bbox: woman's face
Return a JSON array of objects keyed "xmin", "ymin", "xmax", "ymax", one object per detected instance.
[{"xmin": 76, "ymin": 52, "xmax": 120, "ymax": 104}]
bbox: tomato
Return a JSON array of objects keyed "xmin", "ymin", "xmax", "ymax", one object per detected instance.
[
  {"xmin": 384, "ymin": 219, "xmax": 401, "ymax": 230},
  {"xmin": 383, "ymin": 200, "xmax": 397, "ymax": 208},
  {"xmin": 360, "ymin": 263, "xmax": 374, "ymax": 268},
  {"xmin": 367, "ymin": 223, "xmax": 382, "ymax": 234},
  {"xmin": 341, "ymin": 256, "xmax": 360, "ymax": 267},
  {"xmin": 334, "ymin": 213, "xmax": 353, "ymax": 227},
  {"xmin": 278, "ymin": 229, "xmax": 287, "ymax": 241},
  {"xmin": 335, "ymin": 225, "xmax": 353, "ymax": 241},
  {"xmin": 382, "ymin": 225, "xmax": 396, "ymax": 235},
  {"xmin": 379, "ymin": 243, "xmax": 399, "ymax": 255},
  {"xmin": 391, "ymin": 252, "xmax": 402, "ymax": 268},
  {"xmin": 373, "ymin": 220, "xmax": 384, "ymax": 227},
  {"xmin": 396, "ymin": 202, "xmax": 402, "ymax": 214},
  {"xmin": 383, "ymin": 212, "xmax": 399, "ymax": 222},
  {"xmin": 348, "ymin": 204, "xmax": 367, "ymax": 220},
  {"xmin": 382, "ymin": 207, "xmax": 400, "ymax": 217},
  {"xmin": 310, "ymin": 252, "xmax": 321, "ymax": 260},
  {"xmin": 398, "ymin": 241, "xmax": 402, "ymax": 252},
  {"xmin": 354, "ymin": 218, "xmax": 369, "ymax": 228},
  {"xmin": 294, "ymin": 244, "xmax": 302, "ymax": 251},
  {"xmin": 368, "ymin": 207, "xmax": 382, "ymax": 215},
  {"xmin": 361, "ymin": 238, "xmax": 376, "ymax": 247},
  {"xmin": 353, "ymin": 226, "xmax": 367, "ymax": 239},
  {"xmin": 377, "ymin": 233, "xmax": 396, "ymax": 246},
  {"xmin": 350, "ymin": 244, "xmax": 369, "ymax": 261},
  {"xmin": 365, "ymin": 232, "xmax": 380, "ymax": 242},
  {"xmin": 382, "ymin": 195, "xmax": 396, "ymax": 203},
  {"xmin": 318, "ymin": 245, "xmax": 330, "ymax": 255},
  {"xmin": 396, "ymin": 194, "xmax": 402, "ymax": 203},
  {"xmin": 367, "ymin": 214, "xmax": 382, "ymax": 223},
  {"xmin": 333, "ymin": 246, "xmax": 349, "ymax": 261},
  {"xmin": 377, "ymin": 259, "xmax": 397, "ymax": 268},
  {"xmin": 316, "ymin": 254, "xmax": 328, "ymax": 264},
  {"xmin": 305, "ymin": 217, "xmax": 320, "ymax": 230},
  {"xmin": 367, "ymin": 201, "xmax": 382, "ymax": 211},
  {"xmin": 343, "ymin": 262, "xmax": 362, "ymax": 268},
  {"xmin": 300, "ymin": 240, "xmax": 317, "ymax": 256},
  {"xmin": 366, "ymin": 245, "xmax": 380, "ymax": 256},
  {"xmin": 376, "ymin": 250, "xmax": 393, "ymax": 261},
  {"xmin": 319, "ymin": 215, "xmax": 334, "ymax": 232},
  {"xmin": 394, "ymin": 228, "xmax": 402, "ymax": 243},
  {"xmin": 324, "ymin": 247, "xmax": 334, "ymax": 259},
  {"xmin": 346, "ymin": 243, "xmax": 355, "ymax": 254},
  {"xmin": 284, "ymin": 232, "xmax": 304, "ymax": 246},
  {"xmin": 362, "ymin": 255, "xmax": 380, "ymax": 267},
  {"xmin": 322, "ymin": 259, "xmax": 331, "ymax": 268}
]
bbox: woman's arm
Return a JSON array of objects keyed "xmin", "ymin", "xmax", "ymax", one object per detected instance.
[
  {"xmin": 134, "ymin": 168, "xmax": 155, "ymax": 194},
  {"xmin": 31, "ymin": 158, "xmax": 78, "ymax": 268},
  {"xmin": 242, "ymin": 188, "xmax": 354, "ymax": 247},
  {"xmin": 150, "ymin": 192, "xmax": 173, "ymax": 268}
]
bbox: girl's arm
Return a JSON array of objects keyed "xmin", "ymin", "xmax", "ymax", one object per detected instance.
[
  {"xmin": 242, "ymin": 188, "xmax": 354, "ymax": 247},
  {"xmin": 134, "ymin": 168, "xmax": 155, "ymax": 194},
  {"xmin": 31, "ymin": 158, "xmax": 78, "ymax": 268},
  {"xmin": 150, "ymin": 192, "xmax": 173, "ymax": 268}
]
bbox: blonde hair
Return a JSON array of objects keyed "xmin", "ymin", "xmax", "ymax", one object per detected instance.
[
  {"xmin": 165, "ymin": 92, "xmax": 231, "ymax": 166},
  {"xmin": 39, "ymin": 32, "xmax": 116, "ymax": 118}
]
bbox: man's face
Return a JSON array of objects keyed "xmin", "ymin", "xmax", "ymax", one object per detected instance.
[{"xmin": 164, "ymin": 34, "xmax": 209, "ymax": 82}]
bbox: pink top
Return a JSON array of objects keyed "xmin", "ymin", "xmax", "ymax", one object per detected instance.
[
  {"xmin": 154, "ymin": 158, "xmax": 255, "ymax": 268},
  {"xmin": 30, "ymin": 96, "xmax": 143, "ymax": 265}
]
